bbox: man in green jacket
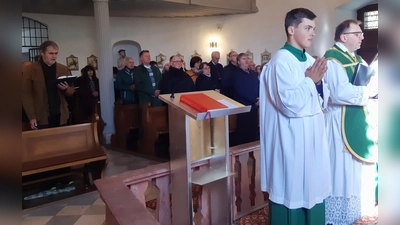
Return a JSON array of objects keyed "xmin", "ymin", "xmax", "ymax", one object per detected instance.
[
  {"xmin": 135, "ymin": 50, "xmax": 163, "ymax": 107},
  {"xmin": 115, "ymin": 57, "xmax": 137, "ymax": 105}
]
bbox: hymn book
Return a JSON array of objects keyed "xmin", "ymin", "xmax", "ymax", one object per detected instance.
[
  {"xmin": 57, "ymin": 75, "xmax": 77, "ymax": 85},
  {"xmin": 180, "ymin": 93, "xmax": 228, "ymax": 112}
]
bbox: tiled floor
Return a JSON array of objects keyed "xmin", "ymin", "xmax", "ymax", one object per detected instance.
[{"xmin": 22, "ymin": 149, "xmax": 161, "ymax": 225}]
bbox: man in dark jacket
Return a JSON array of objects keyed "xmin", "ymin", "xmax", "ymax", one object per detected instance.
[
  {"xmin": 208, "ymin": 51, "xmax": 224, "ymax": 82},
  {"xmin": 222, "ymin": 50, "xmax": 238, "ymax": 98},
  {"xmin": 135, "ymin": 50, "xmax": 163, "ymax": 107},
  {"xmin": 159, "ymin": 55, "xmax": 195, "ymax": 95}
]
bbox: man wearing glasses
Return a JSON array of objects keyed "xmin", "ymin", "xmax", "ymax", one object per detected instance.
[
  {"xmin": 323, "ymin": 20, "xmax": 377, "ymax": 225},
  {"xmin": 159, "ymin": 55, "xmax": 195, "ymax": 94}
]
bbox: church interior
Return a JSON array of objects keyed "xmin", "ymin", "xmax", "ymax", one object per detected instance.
[{"xmin": 22, "ymin": 0, "xmax": 378, "ymax": 224}]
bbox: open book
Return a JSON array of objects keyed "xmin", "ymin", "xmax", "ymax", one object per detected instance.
[
  {"xmin": 57, "ymin": 75, "xmax": 77, "ymax": 85},
  {"xmin": 352, "ymin": 64, "xmax": 375, "ymax": 86}
]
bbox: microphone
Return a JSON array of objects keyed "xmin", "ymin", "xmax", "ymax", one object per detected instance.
[{"xmin": 170, "ymin": 73, "xmax": 197, "ymax": 100}]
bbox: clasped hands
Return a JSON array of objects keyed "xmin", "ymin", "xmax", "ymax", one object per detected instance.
[{"xmin": 306, "ymin": 57, "xmax": 327, "ymax": 84}]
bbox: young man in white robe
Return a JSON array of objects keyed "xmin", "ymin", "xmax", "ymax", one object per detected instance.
[
  {"xmin": 259, "ymin": 8, "xmax": 331, "ymax": 225},
  {"xmin": 323, "ymin": 19, "xmax": 378, "ymax": 225}
]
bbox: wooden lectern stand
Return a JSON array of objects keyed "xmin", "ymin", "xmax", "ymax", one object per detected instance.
[{"xmin": 159, "ymin": 90, "xmax": 251, "ymax": 225}]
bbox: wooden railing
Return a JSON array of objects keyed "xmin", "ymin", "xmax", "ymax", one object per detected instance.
[{"xmin": 95, "ymin": 141, "xmax": 267, "ymax": 225}]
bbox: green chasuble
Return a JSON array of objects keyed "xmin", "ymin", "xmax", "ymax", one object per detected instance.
[
  {"xmin": 324, "ymin": 45, "xmax": 377, "ymax": 163},
  {"xmin": 269, "ymin": 200, "xmax": 325, "ymax": 225}
]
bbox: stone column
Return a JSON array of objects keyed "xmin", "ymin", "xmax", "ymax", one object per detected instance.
[{"xmin": 93, "ymin": 0, "xmax": 115, "ymax": 143}]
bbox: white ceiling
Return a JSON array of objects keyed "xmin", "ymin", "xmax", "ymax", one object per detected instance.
[{"xmin": 22, "ymin": 0, "xmax": 259, "ymax": 17}]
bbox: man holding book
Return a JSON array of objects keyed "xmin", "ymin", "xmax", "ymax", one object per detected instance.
[
  {"xmin": 22, "ymin": 40, "xmax": 75, "ymax": 129},
  {"xmin": 323, "ymin": 19, "xmax": 378, "ymax": 224}
]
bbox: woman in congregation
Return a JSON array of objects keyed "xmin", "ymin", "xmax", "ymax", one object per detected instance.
[
  {"xmin": 75, "ymin": 65, "xmax": 100, "ymax": 122},
  {"xmin": 186, "ymin": 56, "xmax": 203, "ymax": 84},
  {"xmin": 195, "ymin": 62, "xmax": 220, "ymax": 92}
]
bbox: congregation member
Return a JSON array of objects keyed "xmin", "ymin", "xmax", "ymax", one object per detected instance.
[
  {"xmin": 195, "ymin": 62, "xmax": 220, "ymax": 92},
  {"xmin": 115, "ymin": 57, "xmax": 137, "ymax": 105},
  {"xmin": 162, "ymin": 61, "xmax": 170, "ymax": 75},
  {"xmin": 323, "ymin": 19, "xmax": 377, "ymax": 225},
  {"xmin": 222, "ymin": 51, "xmax": 238, "ymax": 98},
  {"xmin": 75, "ymin": 65, "xmax": 99, "ymax": 121},
  {"xmin": 135, "ymin": 50, "xmax": 163, "ymax": 107},
  {"xmin": 159, "ymin": 55, "xmax": 195, "ymax": 94},
  {"xmin": 22, "ymin": 40, "xmax": 75, "ymax": 129},
  {"xmin": 231, "ymin": 53, "xmax": 259, "ymax": 146},
  {"xmin": 208, "ymin": 51, "xmax": 223, "ymax": 82},
  {"xmin": 249, "ymin": 60, "xmax": 256, "ymax": 72},
  {"xmin": 186, "ymin": 56, "xmax": 203, "ymax": 84},
  {"xmin": 259, "ymin": 8, "xmax": 331, "ymax": 225}
]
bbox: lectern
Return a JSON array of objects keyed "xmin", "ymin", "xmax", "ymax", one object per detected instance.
[{"xmin": 159, "ymin": 90, "xmax": 251, "ymax": 225}]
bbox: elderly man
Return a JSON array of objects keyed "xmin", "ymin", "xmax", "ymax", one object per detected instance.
[
  {"xmin": 22, "ymin": 40, "xmax": 75, "ymax": 129},
  {"xmin": 249, "ymin": 60, "xmax": 256, "ymax": 72},
  {"xmin": 135, "ymin": 50, "xmax": 163, "ymax": 107},
  {"xmin": 323, "ymin": 19, "xmax": 377, "ymax": 225},
  {"xmin": 159, "ymin": 55, "xmax": 195, "ymax": 95},
  {"xmin": 208, "ymin": 51, "xmax": 223, "ymax": 82},
  {"xmin": 115, "ymin": 57, "xmax": 137, "ymax": 105},
  {"xmin": 222, "ymin": 50, "xmax": 238, "ymax": 98}
]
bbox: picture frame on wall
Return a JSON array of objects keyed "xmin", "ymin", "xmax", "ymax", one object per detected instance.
[
  {"xmin": 191, "ymin": 50, "xmax": 201, "ymax": 58},
  {"xmin": 155, "ymin": 53, "xmax": 166, "ymax": 69},
  {"xmin": 245, "ymin": 50, "xmax": 254, "ymax": 62},
  {"xmin": 87, "ymin": 54, "xmax": 98, "ymax": 70},
  {"xmin": 66, "ymin": 55, "xmax": 79, "ymax": 71},
  {"xmin": 176, "ymin": 52, "xmax": 184, "ymax": 61},
  {"xmin": 261, "ymin": 49, "xmax": 272, "ymax": 65}
]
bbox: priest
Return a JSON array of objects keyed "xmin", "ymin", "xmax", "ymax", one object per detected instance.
[{"xmin": 323, "ymin": 19, "xmax": 378, "ymax": 225}]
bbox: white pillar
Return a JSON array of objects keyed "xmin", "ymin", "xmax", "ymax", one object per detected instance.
[{"xmin": 93, "ymin": 0, "xmax": 115, "ymax": 143}]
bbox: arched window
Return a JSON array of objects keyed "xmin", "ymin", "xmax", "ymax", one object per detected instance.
[
  {"xmin": 22, "ymin": 17, "xmax": 49, "ymax": 61},
  {"xmin": 22, "ymin": 16, "xmax": 49, "ymax": 47}
]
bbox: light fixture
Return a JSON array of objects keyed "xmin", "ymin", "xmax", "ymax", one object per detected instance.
[{"xmin": 210, "ymin": 41, "xmax": 218, "ymax": 48}]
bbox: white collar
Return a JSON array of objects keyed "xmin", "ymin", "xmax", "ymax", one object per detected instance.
[{"xmin": 335, "ymin": 42, "xmax": 355, "ymax": 56}]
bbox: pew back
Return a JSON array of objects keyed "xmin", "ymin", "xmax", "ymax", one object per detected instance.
[{"xmin": 22, "ymin": 118, "xmax": 107, "ymax": 177}]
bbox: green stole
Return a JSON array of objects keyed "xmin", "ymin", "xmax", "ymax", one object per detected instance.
[{"xmin": 324, "ymin": 45, "xmax": 377, "ymax": 163}]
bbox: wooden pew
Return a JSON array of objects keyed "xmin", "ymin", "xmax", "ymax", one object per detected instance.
[
  {"xmin": 111, "ymin": 101, "xmax": 140, "ymax": 150},
  {"xmin": 22, "ymin": 114, "xmax": 108, "ymax": 185},
  {"xmin": 137, "ymin": 103, "xmax": 169, "ymax": 158}
]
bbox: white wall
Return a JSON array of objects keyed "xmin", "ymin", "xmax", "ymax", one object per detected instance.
[{"xmin": 22, "ymin": 0, "xmax": 361, "ymax": 77}]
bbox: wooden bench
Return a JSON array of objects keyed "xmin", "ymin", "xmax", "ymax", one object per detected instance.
[
  {"xmin": 137, "ymin": 103, "xmax": 169, "ymax": 158},
  {"xmin": 111, "ymin": 101, "xmax": 141, "ymax": 150},
  {"xmin": 22, "ymin": 114, "xmax": 108, "ymax": 185}
]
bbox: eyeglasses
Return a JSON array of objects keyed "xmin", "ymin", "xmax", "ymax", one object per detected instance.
[
  {"xmin": 171, "ymin": 61, "xmax": 182, "ymax": 63},
  {"xmin": 343, "ymin": 31, "xmax": 364, "ymax": 37},
  {"xmin": 202, "ymin": 67, "xmax": 210, "ymax": 69}
]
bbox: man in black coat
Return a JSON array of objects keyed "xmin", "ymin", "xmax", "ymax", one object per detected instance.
[
  {"xmin": 222, "ymin": 50, "xmax": 238, "ymax": 98},
  {"xmin": 208, "ymin": 51, "xmax": 223, "ymax": 84},
  {"xmin": 159, "ymin": 55, "xmax": 195, "ymax": 95}
]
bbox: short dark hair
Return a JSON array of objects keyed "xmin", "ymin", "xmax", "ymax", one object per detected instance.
[
  {"xmin": 237, "ymin": 53, "xmax": 247, "ymax": 62},
  {"xmin": 199, "ymin": 62, "xmax": 209, "ymax": 70},
  {"xmin": 284, "ymin": 8, "xmax": 316, "ymax": 37},
  {"xmin": 139, "ymin": 50, "xmax": 150, "ymax": 57},
  {"xmin": 39, "ymin": 40, "xmax": 59, "ymax": 53},
  {"xmin": 150, "ymin": 61, "xmax": 157, "ymax": 67},
  {"xmin": 189, "ymin": 56, "xmax": 202, "ymax": 68},
  {"xmin": 334, "ymin": 19, "xmax": 362, "ymax": 42}
]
